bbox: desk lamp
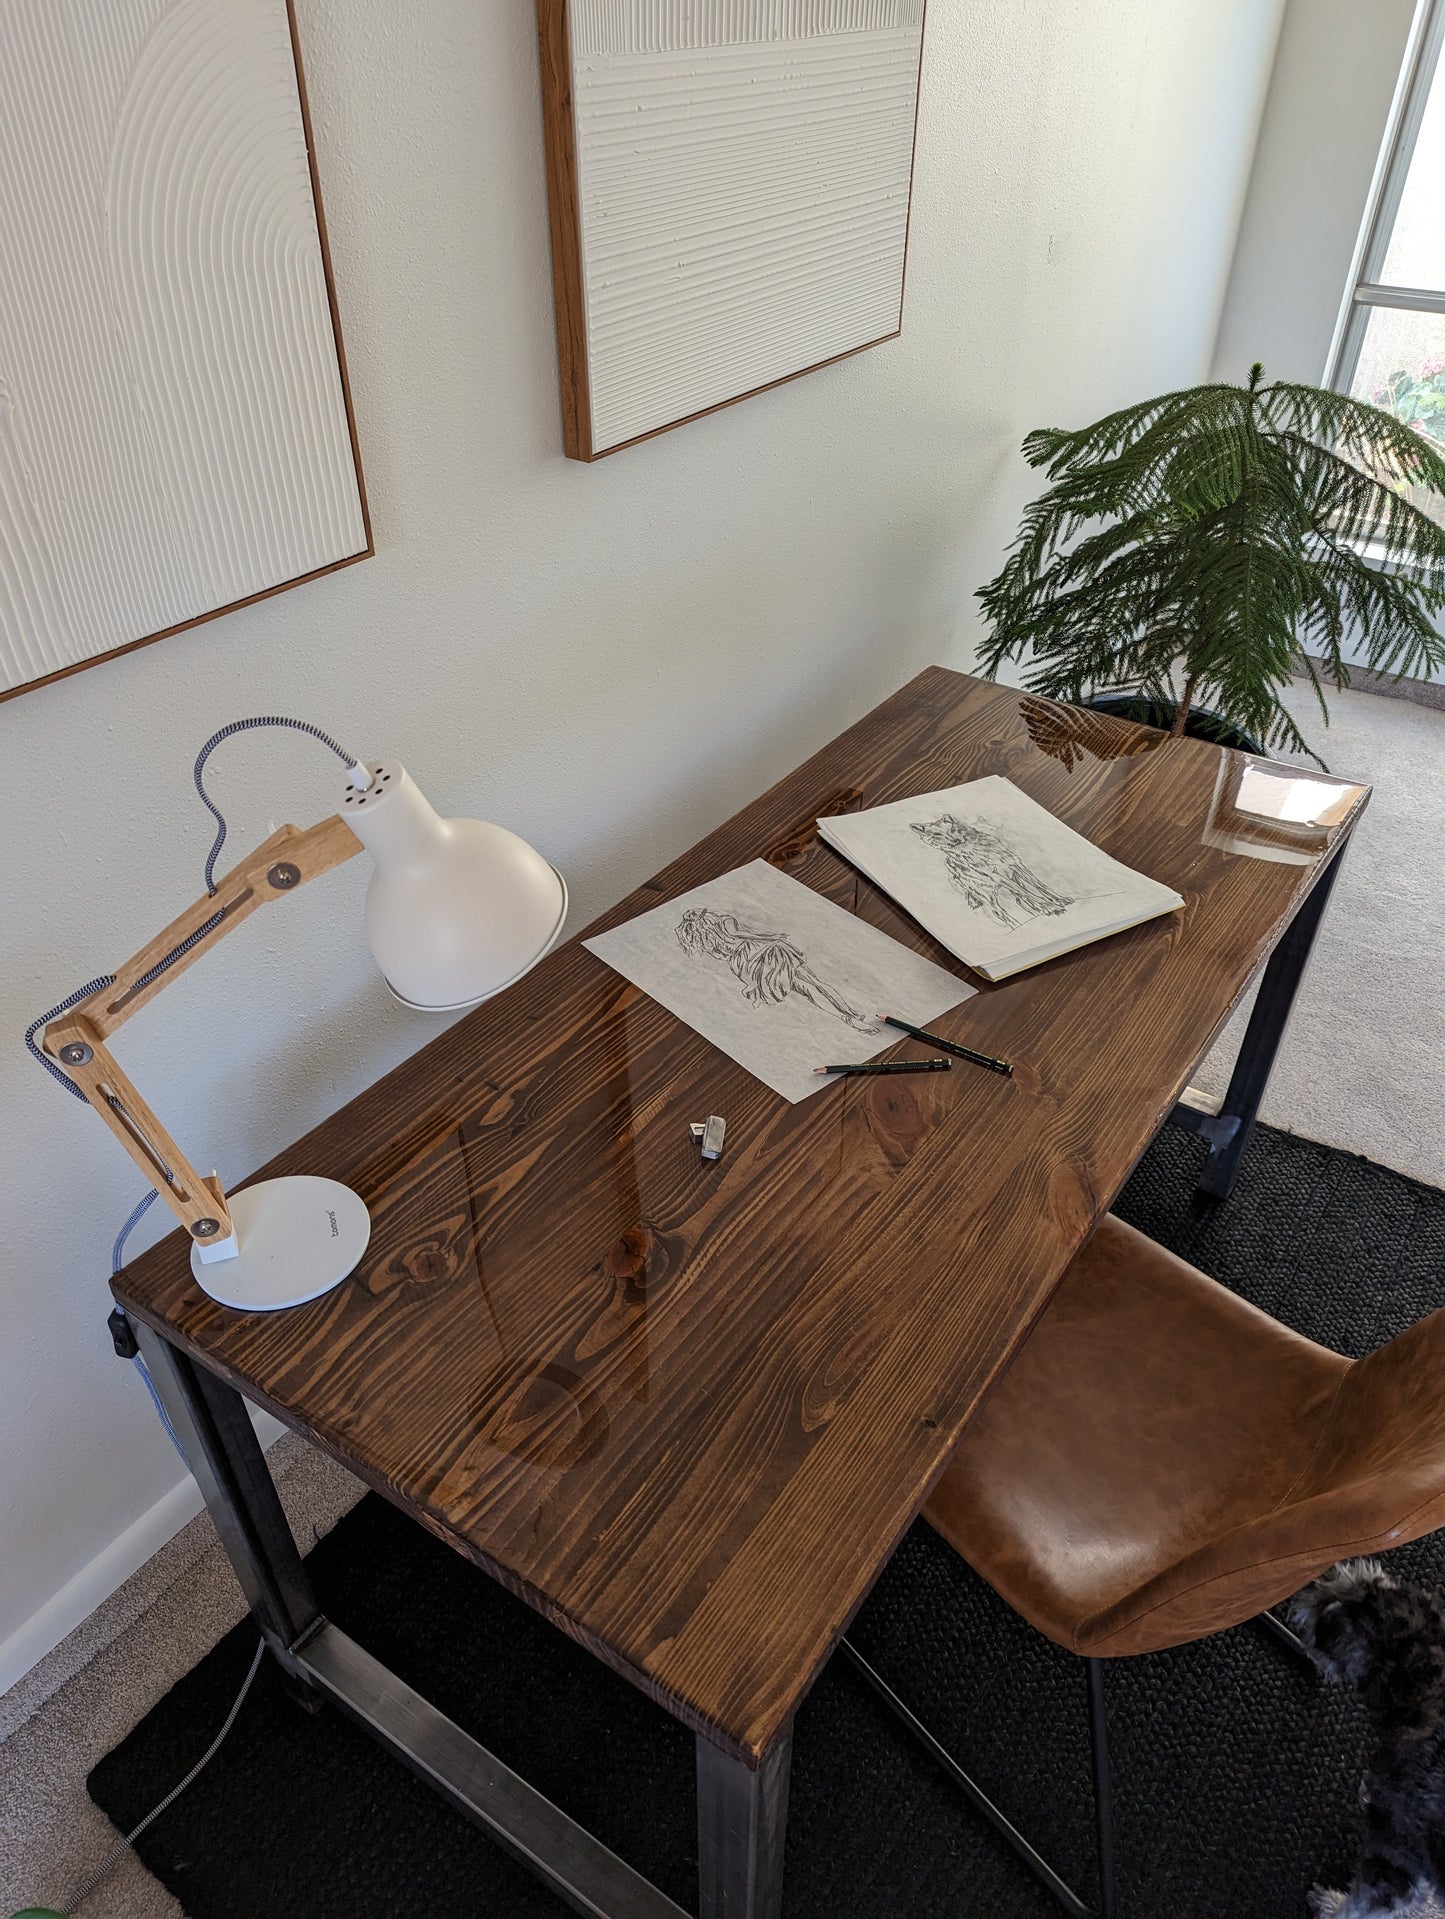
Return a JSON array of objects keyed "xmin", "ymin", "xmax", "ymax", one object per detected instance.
[{"xmin": 33, "ymin": 718, "xmax": 567, "ymax": 1313}]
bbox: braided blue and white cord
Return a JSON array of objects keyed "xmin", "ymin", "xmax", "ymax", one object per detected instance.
[
  {"xmin": 192, "ymin": 714, "xmax": 364, "ymax": 892},
  {"xmin": 57, "ymin": 1635, "xmax": 266, "ymax": 1915},
  {"xmin": 23, "ymin": 974, "xmax": 117, "ymax": 1099}
]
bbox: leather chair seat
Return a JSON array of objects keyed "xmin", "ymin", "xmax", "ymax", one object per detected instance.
[{"xmin": 924, "ymin": 1215, "xmax": 1359, "ymax": 1657}]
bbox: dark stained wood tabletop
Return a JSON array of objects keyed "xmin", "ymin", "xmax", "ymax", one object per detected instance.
[{"xmin": 112, "ymin": 669, "xmax": 1369, "ymax": 1767}]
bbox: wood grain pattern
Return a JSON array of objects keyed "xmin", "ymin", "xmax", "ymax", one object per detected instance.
[
  {"xmin": 535, "ymin": 0, "xmax": 592, "ymax": 461},
  {"xmin": 112, "ymin": 671, "xmax": 1368, "ymax": 1767},
  {"xmin": 40, "ymin": 812, "xmax": 361, "ymax": 1249},
  {"xmin": 44, "ymin": 1013, "xmax": 235, "ymax": 1242},
  {"xmin": 71, "ymin": 813, "xmax": 362, "ymax": 1040}
]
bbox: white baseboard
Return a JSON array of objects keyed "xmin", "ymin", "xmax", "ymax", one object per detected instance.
[
  {"xmin": 1179, "ymin": 1082, "xmax": 1225, "ymax": 1116},
  {"xmin": 0, "ymin": 1408, "xmax": 286, "ymax": 1697}
]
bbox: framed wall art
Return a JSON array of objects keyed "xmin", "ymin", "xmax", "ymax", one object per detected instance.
[
  {"xmin": 536, "ymin": 0, "xmax": 927, "ymax": 461},
  {"xmin": 0, "ymin": 0, "xmax": 370, "ymax": 704}
]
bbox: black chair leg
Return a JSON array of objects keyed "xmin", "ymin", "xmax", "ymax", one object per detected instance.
[
  {"xmin": 1255, "ymin": 1606, "xmax": 1314, "ymax": 1668},
  {"xmin": 1086, "ymin": 1658, "xmax": 1119, "ymax": 1919},
  {"xmin": 839, "ymin": 1635, "xmax": 1099, "ymax": 1917}
]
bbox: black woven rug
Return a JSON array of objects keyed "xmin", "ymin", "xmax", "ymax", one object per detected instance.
[{"xmin": 89, "ymin": 1123, "xmax": 1445, "ymax": 1918}]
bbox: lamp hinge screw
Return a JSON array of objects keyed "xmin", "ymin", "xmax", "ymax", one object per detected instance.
[
  {"xmin": 267, "ymin": 862, "xmax": 301, "ymax": 890},
  {"xmin": 59, "ymin": 1041, "xmax": 93, "ymax": 1066},
  {"xmin": 191, "ymin": 1217, "xmax": 222, "ymax": 1239}
]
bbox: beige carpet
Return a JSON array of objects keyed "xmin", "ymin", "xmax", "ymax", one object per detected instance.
[
  {"xmin": 1193, "ymin": 678, "xmax": 1445, "ymax": 1191},
  {"xmin": 2, "ymin": 681, "xmax": 1441, "ymax": 1919},
  {"xmin": 0, "ymin": 1434, "xmax": 363, "ymax": 1919}
]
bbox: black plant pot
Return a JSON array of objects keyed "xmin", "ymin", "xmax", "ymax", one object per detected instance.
[{"xmin": 1087, "ymin": 692, "xmax": 1263, "ymax": 755}]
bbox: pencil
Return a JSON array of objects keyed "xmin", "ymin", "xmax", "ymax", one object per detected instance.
[
  {"xmin": 815, "ymin": 1058, "xmax": 952, "ymax": 1076},
  {"xmin": 879, "ymin": 1015, "xmax": 1014, "ymax": 1077}
]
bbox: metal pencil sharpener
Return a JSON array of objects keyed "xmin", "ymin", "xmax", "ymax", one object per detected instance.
[{"xmin": 689, "ymin": 1116, "xmax": 726, "ymax": 1162}]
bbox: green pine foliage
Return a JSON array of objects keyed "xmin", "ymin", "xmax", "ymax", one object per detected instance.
[{"xmin": 976, "ymin": 362, "xmax": 1445, "ymax": 761}]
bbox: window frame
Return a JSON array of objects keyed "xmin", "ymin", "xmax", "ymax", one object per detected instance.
[{"xmin": 1327, "ymin": 0, "xmax": 1445, "ymax": 399}]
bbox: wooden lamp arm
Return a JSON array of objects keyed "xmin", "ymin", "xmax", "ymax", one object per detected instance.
[
  {"xmin": 74, "ymin": 812, "xmax": 362, "ymax": 1039},
  {"xmin": 40, "ymin": 1022, "xmax": 237, "ymax": 1247},
  {"xmin": 43, "ymin": 813, "xmax": 362, "ymax": 1253}
]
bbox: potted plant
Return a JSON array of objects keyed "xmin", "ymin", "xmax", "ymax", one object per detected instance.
[{"xmin": 975, "ymin": 362, "xmax": 1445, "ymax": 760}]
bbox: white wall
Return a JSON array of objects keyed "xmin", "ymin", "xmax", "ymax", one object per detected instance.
[
  {"xmin": 0, "ymin": 0, "xmax": 1286, "ymax": 1689},
  {"xmin": 1214, "ymin": 0, "xmax": 1416, "ymax": 387},
  {"xmin": 1213, "ymin": 0, "xmax": 1432, "ymax": 685}
]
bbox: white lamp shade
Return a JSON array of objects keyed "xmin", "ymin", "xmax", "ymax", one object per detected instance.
[{"xmin": 341, "ymin": 762, "xmax": 567, "ymax": 1011}]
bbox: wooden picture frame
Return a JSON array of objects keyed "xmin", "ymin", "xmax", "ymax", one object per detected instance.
[
  {"xmin": 0, "ymin": 0, "xmax": 371, "ymax": 705},
  {"xmin": 535, "ymin": 0, "xmax": 927, "ymax": 462}
]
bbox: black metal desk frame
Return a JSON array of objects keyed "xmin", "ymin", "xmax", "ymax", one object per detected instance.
[
  {"xmin": 1167, "ymin": 841, "xmax": 1347, "ymax": 1197},
  {"xmin": 131, "ymin": 1320, "xmax": 790, "ymax": 1919}
]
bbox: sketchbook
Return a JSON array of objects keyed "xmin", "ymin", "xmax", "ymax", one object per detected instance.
[
  {"xmin": 583, "ymin": 859, "xmax": 973, "ymax": 1101},
  {"xmin": 817, "ymin": 776, "xmax": 1184, "ymax": 981}
]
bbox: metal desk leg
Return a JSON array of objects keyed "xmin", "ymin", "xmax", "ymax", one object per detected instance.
[
  {"xmin": 131, "ymin": 1320, "xmax": 319, "ymax": 1669},
  {"xmin": 127, "ymin": 1318, "xmax": 723, "ymax": 1919},
  {"xmin": 696, "ymin": 1730, "xmax": 791, "ymax": 1919},
  {"xmin": 1171, "ymin": 840, "xmax": 1348, "ymax": 1201}
]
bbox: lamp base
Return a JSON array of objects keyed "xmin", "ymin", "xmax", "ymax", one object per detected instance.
[{"xmin": 189, "ymin": 1176, "xmax": 370, "ymax": 1312}]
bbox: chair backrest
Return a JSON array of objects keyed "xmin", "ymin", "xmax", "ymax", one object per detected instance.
[
  {"xmin": 1292, "ymin": 1304, "xmax": 1445, "ymax": 1544},
  {"xmin": 1091, "ymin": 1290, "xmax": 1445, "ymax": 1654},
  {"xmin": 1175, "ymin": 1304, "xmax": 1445, "ymax": 1626}
]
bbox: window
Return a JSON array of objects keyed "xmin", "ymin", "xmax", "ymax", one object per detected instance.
[{"xmin": 1330, "ymin": 0, "xmax": 1445, "ymax": 523}]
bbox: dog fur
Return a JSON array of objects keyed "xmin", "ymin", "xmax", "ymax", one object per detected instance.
[{"xmin": 1290, "ymin": 1560, "xmax": 1445, "ymax": 1917}]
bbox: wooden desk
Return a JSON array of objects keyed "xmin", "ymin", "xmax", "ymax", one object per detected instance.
[{"xmin": 113, "ymin": 669, "xmax": 1367, "ymax": 1918}]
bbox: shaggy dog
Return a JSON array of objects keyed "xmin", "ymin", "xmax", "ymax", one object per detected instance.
[{"xmin": 1290, "ymin": 1560, "xmax": 1445, "ymax": 1917}]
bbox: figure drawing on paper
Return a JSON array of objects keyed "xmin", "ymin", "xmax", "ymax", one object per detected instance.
[
  {"xmin": 911, "ymin": 814, "xmax": 1075, "ymax": 930},
  {"xmin": 675, "ymin": 907, "xmax": 881, "ymax": 1034}
]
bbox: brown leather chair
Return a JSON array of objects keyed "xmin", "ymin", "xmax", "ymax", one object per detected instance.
[{"xmin": 841, "ymin": 1214, "xmax": 1445, "ymax": 1919}]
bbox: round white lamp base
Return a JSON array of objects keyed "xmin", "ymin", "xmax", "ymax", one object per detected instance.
[{"xmin": 189, "ymin": 1176, "xmax": 371, "ymax": 1312}]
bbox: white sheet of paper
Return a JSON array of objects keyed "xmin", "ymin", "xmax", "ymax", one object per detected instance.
[
  {"xmin": 584, "ymin": 859, "xmax": 974, "ymax": 1102},
  {"xmin": 819, "ymin": 775, "xmax": 1183, "ymax": 977}
]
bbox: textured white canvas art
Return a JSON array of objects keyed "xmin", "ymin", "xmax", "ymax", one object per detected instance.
[
  {"xmin": 0, "ymin": 0, "xmax": 368, "ymax": 699},
  {"xmin": 584, "ymin": 858, "xmax": 972, "ymax": 1101},
  {"xmin": 560, "ymin": 0, "xmax": 926, "ymax": 455}
]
